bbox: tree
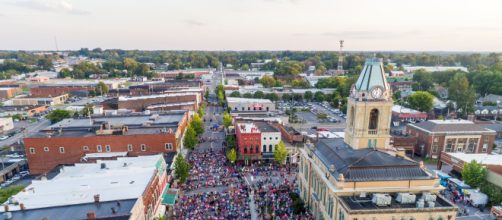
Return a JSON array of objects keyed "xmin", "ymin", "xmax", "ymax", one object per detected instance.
[
  {"xmin": 314, "ymin": 91, "xmax": 325, "ymax": 102},
  {"xmin": 264, "ymin": 93, "xmax": 279, "ymax": 102},
  {"xmin": 81, "ymin": 104, "xmax": 94, "ymax": 117},
  {"xmin": 274, "ymin": 141, "xmax": 288, "ymax": 165},
  {"xmin": 462, "ymin": 160, "xmax": 487, "ymax": 188},
  {"xmin": 407, "ymin": 91, "xmax": 434, "ymax": 112},
  {"xmin": 260, "ymin": 75, "xmax": 276, "ymax": 88},
  {"xmin": 226, "ymin": 148, "xmax": 237, "ymax": 164},
  {"xmin": 223, "ymin": 112, "xmax": 233, "ymax": 128},
  {"xmin": 448, "ymin": 72, "xmax": 476, "ymax": 117},
  {"xmin": 412, "ymin": 70, "xmax": 434, "ymax": 91},
  {"xmin": 229, "ymin": 91, "xmax": 241, "ymax": 97},
  {"xmin": 241, "ymin": 64, "xmax": 250, "ymax": 71},
  {"xmin": 242, "ymin": 93, "xmax": 253, "ymax": 98},
  {"xmin": 191, "ymin": 113, "xmax": 204, "ymax": 136},
  {"xmin": 253, "ymin": 91, "xmax": 265, "ymax": 99},
  {"xmin": 282, "ymin": 93, "xmax": 292, "ymax": 102},
  {"xmin": 304, "ymin": 91, "xmax": 313, "ymax": 101},
  {"xmin": 95, "ymin": 81, "xmax": 109, "ymax": 96},
  {"xmin": 174, "ymin": 154, "xmax": 190, "ymax": 183},
  {"xmin": 204, "ymin": 89, "xmax": 209, "ymax": 100},
  {"xmin": 46, "ymin": 109, "xmax": 72, "ymax": 124},
  {"xmin": 183, "ymin": 125, "xmax": 197, "ymax": 150}
]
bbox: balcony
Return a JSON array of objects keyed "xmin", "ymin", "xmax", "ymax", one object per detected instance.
[{"xmin": 368, "ymin": 129, "xmax": 377, "ymax": 135}]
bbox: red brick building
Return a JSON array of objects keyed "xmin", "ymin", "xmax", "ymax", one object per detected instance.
[
  {"xmin": 109, "ymin": 80, "xmax": 204, "ymax": 97},
  {"xmin": 24, "ymin": 111, "xmax": 189, "ymax": 175},
  {"xmin": 406, "ymin": 119, "xmax": 496, "ymax": 158},
  {"xmin": 101, "ymin": 93, "xmax": 201, "ymax": 112},
  {"xmin": 235, "ymin": 123, "xmax": 262, "ymax": 163},
  {"xmin": 29, "ymin": 85, "xmax": 93, "ymax": 98}
]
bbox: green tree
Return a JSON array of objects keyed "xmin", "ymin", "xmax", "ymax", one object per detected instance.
[
  {"xmin": 448, "ymin": 73, "xmax": 476, "ymax": 117},
  {"xmin": 95, "ymin": 81, "xmax": 109, "ymax": 96},
  {"xmin": 191, "ymin": 113, "xmax": 204, "ymax": 136},
  {"xmin": 407, "ymin": 91, "xmax": 434, "ymax": 112},
  {"xmin": 229, "ymin": 91, "xmax": 241, "ymax": 97},
  {"xmin": 242, "ymin": 93, "xmax": 253, "ymax": 98},
  {"xmin": 241, "ymin": 64, "xmax": 250, "ymax": 71},
  {"xmin": 204, "ymin": 89, "xmax": 209, "ymax": 100},
  {"xmin": 282, "ymin": 93, "xmax": 292, "ymax": 101},
  {"xmin": 226, "ymin": 148, "xmax": 237, "ymax": 164},
  {"xmin": 260, "ymin": 75, "xmax": 276, "ymax": 88},
  {"xmin": 226, "ymin": 135, "xmax": 236, "ymax": 149},
  {"xmin": 0, "ymin": 185, "xmax": 26, "ymax": 203},
  {"xmin": 274, "ymin": 141, "xmax": 288, "ymax": 165},
  {"xmin": 314, "ymin": 91, "xmax": 325, "ymax": 102},
  {"xmin": 304, "ymin": 91, "xmax": 313, "ymax": 101},
  {"xmin": 462, "ymin": 160, "xmax": 487, "ymax": 188},
  {"xmin": 173, "ymin": 154, "xmax": 190, "ymax": 183},
  {"xmin": 264, "ymin": 93, "xmax": 279, "ymax": 102},
  {"xmin": 223, "ymin": 112, "xmax": 233, "ymax": 128},
  {"xmin": 46, "ymin": 109, "xmax": 72, "ymax": 124},
  {"xmin": 253, "ymin": 91, "xmax": 265, "ymax": 99},
  {"xmin": 412, "ymin": 70, "xmax": 434, "ymax": 91},
  {"xmin": 81, "ymin": 104, "xmax": 94, "ymax": 117},
  {"xmin": 183, "ymin": 125, "xmax": 197, "ymax": 150}
]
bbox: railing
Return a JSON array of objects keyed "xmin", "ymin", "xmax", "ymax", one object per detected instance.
[{"xmin": 368, "ymin": 129, "xmax": 377, "ymax": 135}]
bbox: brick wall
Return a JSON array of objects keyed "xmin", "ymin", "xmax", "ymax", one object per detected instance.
[
  {"xmin": 117, "ymin": 94, "xmax": 198, "ymax": 111},
  {"xmin": 236, "ymin": 127, "xmax": 261, "ymax": 156},
  {"xmin": 30, "ymin": 86, "xmax": 93, "ymax": 98},
  {"xmin": 24, "ymin": 133, "xmax": 178, "ymax": 175}
]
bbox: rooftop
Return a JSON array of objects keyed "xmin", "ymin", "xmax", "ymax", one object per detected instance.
[
  {"xmin": 227, "ymin": 97, "xmax": 273, "ymax": 104},
  {"xmin": 445, "ymin": 152, "xmax": 502, "ymax": 166},
  {"xmin": 339, "ymin": 193, "xmax": 455, "ymax": 213},
  {"xmin": 1, "ymin": 154, "xmax": 165, "ymax": 212},
  {"xmin": 354, "ymin": 58, "xmax": 389, "ymax": 92},
  {"xmin": 253, "ymin": 121, "xmax": 279, "ymax": 133},
  {"xmin": 237, "ymin": 123, "xmax": 260, "ymax": 133},
  {"xmin": 392, "ymin": 105, "xmax": 424, "ymax": 114},
  {"xmin": 408, "ymin": 120, "xmax": 495, "ymax": 134},
  {"xmin": 118, "ymin": 92, "xmax": 199, "ymax": 101},
  {"xmin": 312, "ymin": 138, "xmax": 432, "ymax": 181},
  {"xmin": 30, "ymin": 112, "xmax": 186, "ymax": 138}
]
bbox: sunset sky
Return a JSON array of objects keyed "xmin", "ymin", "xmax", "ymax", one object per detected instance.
[{"xmin": 1, "ymin": 0, "xmax": 501, "ymax": 51}]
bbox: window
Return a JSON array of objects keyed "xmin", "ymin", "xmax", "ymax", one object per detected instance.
[
  {"xmin": 349, "ymin": 106, "xmax": 355, "ymax": 128},
  {"xmin": 128, "ymin": 144, "xmax": 133, "ymax": 152},
  {"xmin": 244, "ymin": 148, "xmax": 248, "ymax": 154},
  {"xmin": 250, "ymin": 147, "xmax": 253, "ymax": 154},
  {"xmin": 263, "ymin": 137, "xmax": 266, "ymax": 140},
  {"xmin": 29, "ymin": 147, "xmax": 35, "ymax": 154},
  {"xmin": 338, "ymin": 210, "xmax": 345, "ymax": 220},
  {"xmin": 269, "ymin": 137, "xmax": 272, "ymax": 140},
  {"xmin": 44, "ymin": 147, "xmax": 49, "ymax": 152},
  {"xmin": 445, "ymin": 139, "xmax": 455, "ymax": 152},
  {"xmin": 105, "ymin": 145, "xmax": 111, "ymax": 152},
  {"xmin": 457, "ymin": 138, "xmax": 467, "ymax": 152},
  {"xmin": 269, "ymin": 144, "xmax": 273, "ymax": 152},
  {"xmin": 467, "ymin": 139, "xmax": 477, "ymax": 153},
  {"xmin": 482, "ymin": 144, "xmax": 488, "ymax": 153},
  {"xmin": 275, "ymin": 137, "xmax": 278, "ymax": 140},
  {"xmin": 165, "ymin": 143, "xmax": 173, "ymax": 150},
  {"xmin": 141, "ymin": 144, "xmax": 146, "ymax": 151},
  {"xmin": 83, "ymin": 146, "xmax": 89, "ymax": 151},
  {"xmin": 368, "ymin": 108, "xmax": 379, "ymax": 130},
  {"xmin": 255, "ymin": 146, "xmax": 259, "ymax": 153},
  {"xmin": 434, "ymin": 137, "xmax": 438, "ymax": 142},
  {"xmin": 59, "ymin": 147, "xmax": 65, "ymax": 154},
  {"xmin": 431, "ymin": 144, "xmax": 438, "ymax": 154},
  {"xmin": 263, "ymin": 145, "xmax": 266, "ymax": 152},
  {"xmin": 242, "ymin": 107, "xmax": 244, "ymax": 111},
  {"xmin": 97, "ymin": 145, "xmax": 102, "ymax": 152}
]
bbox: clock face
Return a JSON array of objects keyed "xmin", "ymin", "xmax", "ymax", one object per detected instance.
[{"xmin": 370, "ymin": 86, "xmax": 383, "ymax": 99}]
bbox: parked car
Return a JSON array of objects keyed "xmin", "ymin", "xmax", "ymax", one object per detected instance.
[
  {"xmin": 19, "ymin": 171, "xmax": 30, "ymax": 177},
  {"xmin": 0, "ymin": 136, "xmax": 9, "ymax": 141}
]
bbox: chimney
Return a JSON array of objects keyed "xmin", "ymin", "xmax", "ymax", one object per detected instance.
[
  {"xmin": 19, "ymin": 203, "xmax": 25, "ymax": 211},
  {"xmin": 4, "ymin": 204, "xmax": 9, "ymax": 212},
  {"xmin": 94, "ymin": 194, "xmax": 100, "ymax": 203},
  {"xmin": 86, "ymin": 212, "xmax": 96, "ymax": 219}
]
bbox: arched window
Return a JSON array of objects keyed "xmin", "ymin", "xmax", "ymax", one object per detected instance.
[
  {"xmin": 263, "ymin": 145, "xmax": 267, "ymax": 152},
  {"xmin": 244, "ymin": 147, "xmax": 248, "ymax": 154},
  {"xmin": 269, "ymin": 144, "xmax": 273, "ymax": 152},
  {"xmin": 368, "ymin": 109, "xmax": 379, "ymax": 130},
  {"xmin": 256, "ymin": 145, "xmax": 259, "ymax": 153},
  {"xmin": 349, "ymin": 106, "xmax": 355, "ymax": 128},
  {"xmin": 250, "ymin": 147, "xmax": 253, "ymax": 154}
]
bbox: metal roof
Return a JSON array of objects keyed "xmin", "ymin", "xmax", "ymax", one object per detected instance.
[
  {"xmin": 408, "ymin": 120, "xmax": 494, "ymax": 134},
  {"xmin": 313, "ymin": 139, "xmax": 432, "ymax": 181},
  {"xmin": 355, "ymin": 58, "xmax": 388, "ymax": 92}
]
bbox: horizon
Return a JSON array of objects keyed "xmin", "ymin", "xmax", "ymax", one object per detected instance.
[{"xmin": 1, "ymin": 0, "xmax": 501, "ymax": 51}]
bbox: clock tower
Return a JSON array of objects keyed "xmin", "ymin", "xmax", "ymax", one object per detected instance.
[{"xmin": 344, "ymin": 58, "xmax": 393, "ymax": 150}]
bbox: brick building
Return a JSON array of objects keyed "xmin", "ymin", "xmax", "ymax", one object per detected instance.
[
  {"xmin": 406, "ymin": 119, "xmax": 496, "ymax": 158},
  {"xmin": 109, "ymin": 80, "xmax": 204, "ymax": 97},
  {"xmin": 23, "ymin": 111, "xmax": 189, "ymax": 175},
  {"xmin": 101, "ymin": 92, "xmax": 201, "ymax": 112},
  {"xmin": 0, "ymin": 87, "xmax": 21, "ymax": 99},
  {"xmin": 235, "ymin": 122, "xmax": 262, "ymax": 163},
  {"xmin": 29, "ymin": 85, "xmax": 93, "ymax": 98},
  {"xmin": 0, "ymin": 105, "xmax": 48, "ymax": 118}
]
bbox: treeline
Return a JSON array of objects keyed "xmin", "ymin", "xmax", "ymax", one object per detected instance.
[{"xmin": 59, "ymin": 58, "xmax": 157, "ymax": 79}]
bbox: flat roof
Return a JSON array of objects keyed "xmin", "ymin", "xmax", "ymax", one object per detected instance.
[
  {"xmin": 446, "ymin": 152, "xmax": 502, "ymax": 166},
  {"xmin": 254, "ymin": 121, "xmax": 279, "ymax": 133},
  {"xmin": 2, "ymin": 154, "xmax": 164, "ymax": 212},
  {"xmin": 340, "ymin": 193, "xmax": 455, "ymax": 212},
  {"xmin": 30, "ymin": 112, "xmax": 185, "ymax": 138},
  {"xmin": 408, "ymin": 120, "xmax": 494, "ymax": 134},
  {"xmin": 392, "ymin": 105, "xmax": 423, "ymax": 114},
  {"xmin": 227, "ymin": 97, "xmax": 272, "ymax": 104},
  {"xmin": 118, "ymin": 92, "xmax": 198, "ymax": 101},
  {"xmin": 83, "ymin": 152, "xmax": 128, "ymax": 159}
]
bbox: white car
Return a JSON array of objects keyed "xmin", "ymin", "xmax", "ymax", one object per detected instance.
[{"xmin": 0, "ymin": 136, "xmax": 9, "ymax": 141}]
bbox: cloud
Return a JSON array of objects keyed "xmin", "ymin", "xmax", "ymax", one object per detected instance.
[
  {"xmin": 9, "ymin": 0, "xmax": 90, "ymax": 15},
  {"xmin": 182, "ymin": 19, "xmax": 206, "ymax": 27}
]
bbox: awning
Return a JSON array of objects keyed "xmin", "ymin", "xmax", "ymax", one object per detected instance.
[{"xmin": 161, "ymin": 184, "xmax": 178, "ymax": 205}]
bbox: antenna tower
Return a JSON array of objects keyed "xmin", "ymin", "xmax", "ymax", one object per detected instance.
[{"xmin": 336, "ymin": 40, "xmax": 344, "ymax": 75}]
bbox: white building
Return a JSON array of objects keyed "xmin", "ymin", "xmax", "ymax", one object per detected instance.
[
  {"xmin": 1, "ymin": 154, "xmax": 170, "ymax": 220},
  {"xmin": 0, "ymin": 117, "xmax": 14, "ymax": 133},
  {"xmin": 227, "ymin": 97, "xmax": 275, "ymax": 112}
]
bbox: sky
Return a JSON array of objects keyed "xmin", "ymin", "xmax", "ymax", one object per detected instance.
[{"xmin": 0, "ymin": 0, "xmax": 501, "ymax": 51}]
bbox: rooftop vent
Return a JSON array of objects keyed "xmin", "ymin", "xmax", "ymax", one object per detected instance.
[
  {"xmin": 372, "ymin": 194, "xmax": 391, "ymax": 206},
  {"xmin": 100, "ymin": 163, "xmax": 106, "ymax": 169},
  {"xmin": 86, "ymin": 212, "xmax": 96, "ymax": 219},
  {"xmin": 94, "ymin": 194, "xmax": 100, "ymax": 203},
  {"xmin": 396, "ymin": 193, "xmax": 416, "ymax": 204}
]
